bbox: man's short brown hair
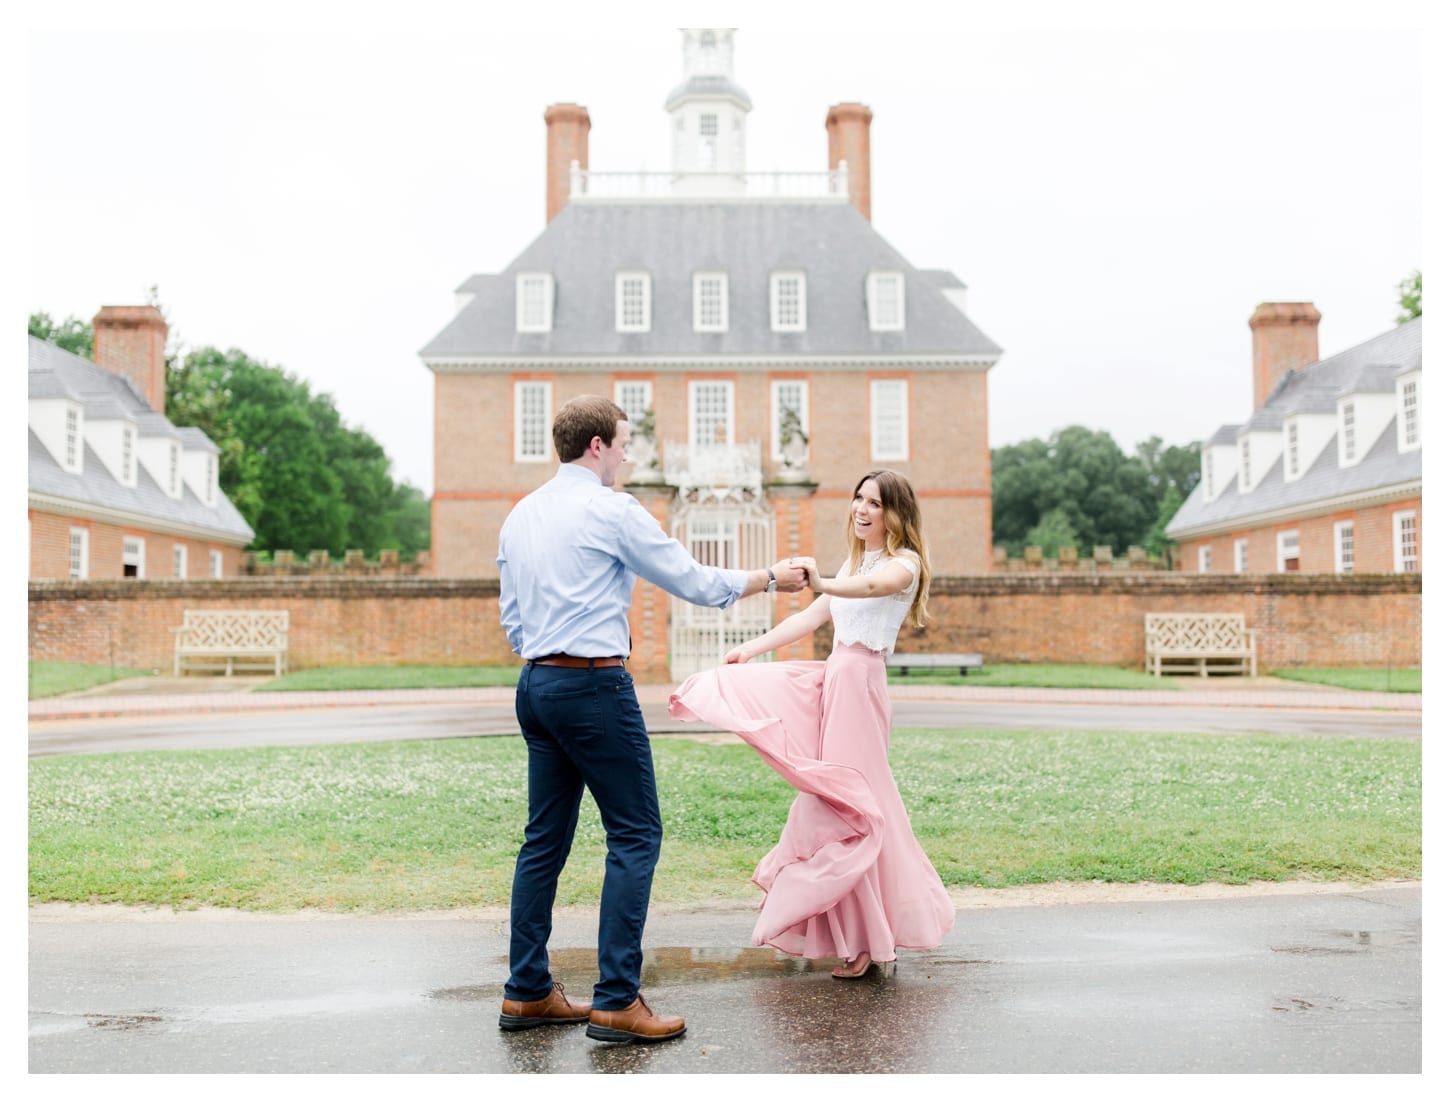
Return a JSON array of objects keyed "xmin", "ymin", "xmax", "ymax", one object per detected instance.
[{"xmin": 553, "ymin": 395, "xmax": 628, "ymax": 463}]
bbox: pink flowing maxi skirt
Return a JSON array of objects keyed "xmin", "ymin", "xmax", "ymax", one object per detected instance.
[{"xmin": 668, "ymin": 643, "xmax": 955, "ymax": 962}]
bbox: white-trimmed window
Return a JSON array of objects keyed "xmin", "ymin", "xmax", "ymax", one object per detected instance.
[
  {"xmin": 1198, "ymin": 545, "xmax": 1212, "ymax": 573},
  {"xmin": 1240, "ymin": 438, "xmax": 1251, "ymax": 487},
  {"xmin": 173, "ymin": 544, "xmax": 188, "ymax": 579},
  {"xmin": 68, "ymin": 527, "xmax": 89, "ymax": 580},
  {"xmin": 1393, "ymin": 510, "xmax": 1418, "ymax": 573},
  {"xmin": 770, "ymin": 272, "xmax": 806, "ymax": 332},
  {"xmin": 64, "ymin": 407, "xmax": 81, "ymax": 471},
  {"xmin": 689, "ymin": 380, "xmax": 734, "ymax": 447},
  {"xmin": 204, "ymin": 454, "xmax": 216, "ymax": 505},
  {"xmin": 693, "ymin": 272, "xmax": 728, "ymax": 332},
  {"xmin": 770, "ymin": 380, "xmax": 810, "ymax": 462},
  {"xmin": 1341, "ymin": 401, "xmax": 1356, "ymax": 463},
  {"xmin": 514, "ymin": 381, "xmax": 552, "ymax": 462},
  {"xmin": 1276, "ymin": 529, "xmax": 1300, "ymax": 573},
  {"xmin": 1401, "ymin": 378, "xmax": 1419, "ymax": 448},
  {"xmin": 123, "ymin": 536, "xmax": 145, "ymax": 579},
  {"xmin": 867, "ymin": 271, "xmax": 905, "ymax": 331},
  {"xmin": 121, "ymin": 425, "xmax": 135, "ymax": 484},
  {"xmin": 1234, "ymin": 538, "xmax": 1249, "ymax": 574},
  {"xmin": 870, "ymin": 379, "xmax": 909, "ymax": 461},
  {"xmin": 1333, "ymin": 520, "xmax": 1354, "ymax": 575},
  {"xmin": 209, "ymin": 549, "xmax": 224, "ymax": 578},
  {"xmin": 1286, "ymin": 421, "xmax": 1299, "ymax": 477},
  {"xmin": 168, "ymin": 442, "xmax": 180, "ymax": 496},
  {"xmin": 616, "ymin": 272, "xmax": 651, "ymax": 332},
  {"xmin": 614, "ymin": 381, "xmax": 652, "ymax": 426},
  {"xmin": 1202, "ymin": 452, "xmax": 1215, "ymax": 500},
  {"xmin": 516, "ymin": 273, "xmax": 554, "ymax": 333},
  {"xmin": 698, "ymin": 112, "xmax": 718, "ymax": 170}
]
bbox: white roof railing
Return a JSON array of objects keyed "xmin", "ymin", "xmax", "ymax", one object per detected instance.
[{"xmin": 569, "ymin": 161, "xmax": 849, "ymax": 203}]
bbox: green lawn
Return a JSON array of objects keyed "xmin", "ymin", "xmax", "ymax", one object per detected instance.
[
  {"xmin": 1272, "ymin": 668, "xmax": 1421, "ymax": 693},
  {"xmin": 28, "ymin": 662, "xmax": 157, "ymax": 700},
  {"xmin": 29, "ymin": 729, "xmax": 1420, "ymax": 912}
]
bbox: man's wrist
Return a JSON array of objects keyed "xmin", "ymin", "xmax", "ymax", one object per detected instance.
[{"xmin": 765, "ymin": 568, "xmax": 777, "ymax": 593}]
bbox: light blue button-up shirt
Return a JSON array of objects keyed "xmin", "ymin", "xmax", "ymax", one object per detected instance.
[{"xmin": 498, "ymin": 464, "xmax": 748, "ymax": 660}]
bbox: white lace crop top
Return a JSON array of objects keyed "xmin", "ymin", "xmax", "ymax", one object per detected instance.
[{"xmin": 829, "ymin": 549, "xmax": 920, "ymax": 656}]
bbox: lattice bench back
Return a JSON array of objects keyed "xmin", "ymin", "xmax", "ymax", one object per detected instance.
[
  {"xmin": 179, "ymin": 610, "xmax": 289, "ymax": 649},
  {"xmin": 1145, "ymin": 613, "xmax": 1248, "ymax": 652}
]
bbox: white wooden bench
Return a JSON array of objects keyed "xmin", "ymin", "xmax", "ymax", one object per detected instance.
[
  {"xmin": 1144, "ymin": 613, "xmax": 1257, "ymax": 677},
  {"xmin": 886, "ymin": 652, "xmax": 984, "ymax": 676},
  {"xmin": 172, "ymin": 609, "xmax": 290, "ymax": 676}
]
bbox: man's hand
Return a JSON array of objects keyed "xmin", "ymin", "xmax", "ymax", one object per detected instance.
[{"xmin": 769, "ymin": 558, "xmax": 809, "ymax": 593}]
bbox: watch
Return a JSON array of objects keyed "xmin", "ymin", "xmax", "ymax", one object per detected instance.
[{"xmin": 765, "ymin": 569, "xmax": 777, "ymax": 593}]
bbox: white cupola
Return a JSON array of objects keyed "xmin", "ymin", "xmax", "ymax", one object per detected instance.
[{"xmin": 666, "ymin": 29, "xmax": 752, "ymax": 190}]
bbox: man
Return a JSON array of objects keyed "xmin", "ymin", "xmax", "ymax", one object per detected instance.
[{"xmin": 496, "ymin": 395, "xmax": 807, "ymax": 1044}]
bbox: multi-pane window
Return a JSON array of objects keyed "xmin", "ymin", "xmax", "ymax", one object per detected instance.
[
  {"xmin": 516, "ymin": 274, "xmax": 553, "ymax": 333},
  {"xmin": 1277, "ymin": 529, "xmax": 1300, "ymax": 573},
  {"xmin": 209, "ymin": 549, "xmax": 224, "ymax": 579},
  {"xmin": 1286, "ymin": 421, "xmax": 1299, "ymax": 477},
  {"xmin": 121, "ymin": 425, "xmax": 134, "ymax": 483},
  {"xmin": 205, "ymin": 455, "xmax": 216, "ymax": 505},
  {"xmin": 693, "ymin": 272, "xmax": 728, "ymax": 332},
  {"xmin": 514, "ymin": 381, "xmax": 552, "ymax": 462},
  {"xmin": 1402, "ymin": 380, "xmax": 1419, "ymax": 447},
  {"xmin": 1234, "ymin": 538, "xmax": 1249, "ymax": 574},
  {"xmin": 867, "ymin": 272, "xmax": 905, "ymax": 331},
  {"xmin": 173, "ymin": 544, "xmax": 188, "ymax": 579},
  {"xmin": 614, "ymin": 381, "xmax": 652, "ymax": 427},
  {"xmin": 68, "ymin": 527, "xmax": 88, "ymax": 580},
  {"xmin": 1203, "ymin": 452, "xmax": 1215, "ymax": 499},
  {"xmin": 64, "ymin": 408, "xmax": 80, "ymax": 469},
  {"xmin": 1394, "ymin": 510, "xmax": 1419, "ymax": 573},
  {"xmin": 770, "ymin": 272, "xmax": 806, "ymax": 332},
  {"xmin": 870, "ymin": 379, "xmax": 909, "ymax": 461},
  {"xmin": 123, "ymin": 536, "xmax": 145, "ymax": 579},
  {"xmin": 1342, "ymin": 401, "xmax": 1356, "ymax": 462},
  {"xmin": 1240, "ymin": 438, "xmax": 1251, "ymax": 487},
  {"xmin": 1198, "ymin": 545, "xmax": 1212, "ymax": 573},
  {"xmin": 689, "ymin": 380, "xmax": 733, "ymax": 447},
  {"xmin": 699, "ymin": 113, "xmax": 718, "ymax": 170},
  {"xmin": 168, "ymin": 443, "xmax": 180, "ymax": 496},
  {"xmin": 770, "ymin": 380, "xmax": 809, "ymax": 462},
  {"xmin": 1334, "ymin": 520, "xmax": 1354, "ymax": 574},
  {"xmin": 616, "ymin": 272, "xmax": 651, "ymax": 332}
]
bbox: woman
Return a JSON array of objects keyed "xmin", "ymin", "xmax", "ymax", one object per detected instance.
[{"xmin": 668, "ymin": 470, "xmax": 954, "ymax": 978}]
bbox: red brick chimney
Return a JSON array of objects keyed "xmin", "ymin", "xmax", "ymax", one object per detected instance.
[
  {"xmin": 544, "ymin": 103, "xmax": 591, "ymax": 223},
  {"xmin": 93, "ymin": 305, "xmax": 168, "ymax": 413},
  {"xmin": 1248, "ymin": 302, "xmax": 1321, "ymax": 409},
  {"xmin": 826, "ymin": 102, "xmax": 873, "ymax": 222}
]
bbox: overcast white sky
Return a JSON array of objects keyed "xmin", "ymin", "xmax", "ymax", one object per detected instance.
[{"xmin": 23, "ymin": 2, "xmax": 1431, "ymax": 498}]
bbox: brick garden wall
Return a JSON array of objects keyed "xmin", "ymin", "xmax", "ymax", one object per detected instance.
[{"xmin": 30, "ymin": 573, "xmax": 1420, "ymax": 681}]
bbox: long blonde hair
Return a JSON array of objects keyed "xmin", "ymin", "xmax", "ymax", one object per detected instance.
[{"xmin": 843, "ymin": 469, "xmax": 931, "ymax": 627}]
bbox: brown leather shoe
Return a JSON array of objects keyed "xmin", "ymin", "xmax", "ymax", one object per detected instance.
[
  {"xmin": 498, "ymin": 981, "xmax": 591, "ymax": 1031},
  {"xmin": 586, "ymin": 995, "xmax": 686, "ymax": 1044}
]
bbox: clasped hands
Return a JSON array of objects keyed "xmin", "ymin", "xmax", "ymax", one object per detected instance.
[{"xmin": 769, "ymin": 556, "xmax": 822, "ymax": 594}]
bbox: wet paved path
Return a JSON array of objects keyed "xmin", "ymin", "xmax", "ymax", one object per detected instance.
[{"xmin": 29, "ymin": 884, "xmax": 1420, "ymax": 1073}]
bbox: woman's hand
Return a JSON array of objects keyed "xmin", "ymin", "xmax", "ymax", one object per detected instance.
[
  {"xmin": 799, "ymin": 557, "xmax": 824, "ymax": 594},
  {"xmin": 724, "ymin": 646, "xmax": 750, "ymax": 664}
]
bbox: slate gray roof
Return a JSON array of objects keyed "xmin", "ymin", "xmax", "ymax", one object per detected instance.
[
  {"xmin": 665, "ymin": 74, "xmax": 752, "ymax": 111},
  {"xmin": 1166, "ymin": 318, "xmax": 1421, "ymax": 537},
  {"xmin": 28, "ymin": 337, "xmax": 254, "ymax": 542},
  {"xmin": 421, "ymin": 201, "xmax": 1002, "ymax": 362}
]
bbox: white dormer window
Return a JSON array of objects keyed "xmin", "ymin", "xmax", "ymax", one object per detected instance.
[
  {"xmin": 1341, "ymin": 401, "xmax": 1356, "ymax": 463},
  {"xmin": 516, "ymin": 274, "xmax": 554, "ymax": 333},
  {"xmin": 1240, "ymin": 438, "xmax": 1251, "ymax": 488},
  {"xmin": 64, "ymin": 407, "xmax": 82, "ymax": 471},
  {"xmin": 121, "ymin": 425, "xmax": 135, "ymax": 483},
  {"xmin": 514, "ymin": 381, "xmax": 552, "ymax": 462},
  {"xmin": 1401, "ymin": 378, "xmax": 1419, "ymax": 449},
  {"xmin": 205, "ymin": 454, "xmax": 216, "ymax": 506},
  {"xmin": 693, "ymin": 272, "xmax": 728, "ymax": 332},
  {"xmin": 1203, "ymin": 452, "xmax": 1214, "ymax": 499},
  {"xmin": 168, "ymin": 442, "xmax": 180, "ymax": 496},
  {"xmin": 867, "ymin": 272, "xmax": 905, "ymax": 331},
  {"xmin": 871, "ymin": 379, "xmax": 909, "ymax": 461},
  {"xmin": 1286, "ymin": 421, "xmax": 1299, "ymax": 477},
  {"xmin": 770, "ymin": 272, "xmax": 806, "ymax": 332},
  {"xmin": 616, "ymin": 272, "xmax": 651, "ymax": 332}
]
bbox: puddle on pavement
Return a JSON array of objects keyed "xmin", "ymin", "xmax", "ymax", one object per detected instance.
[
  {"xmin": 1271, "ymin": 928, "xmax": 1418, "ymax": 955},
  {"xmin": 85, "ymin": 1012, "xmax": 165, "ymax": 1031}
]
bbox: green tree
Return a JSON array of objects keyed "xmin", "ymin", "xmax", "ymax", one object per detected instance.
[
  {"xmin": 1397, "ymin": 269, "xmax": 1421, "ymax": 323},
  {"xmin": 1023, "ymin": 507, "xmax": 1079, "ymax": 558},
  {"xmin": 166, "ymin": 346, "xmax": 430, "ymax": 559},
  {"xmin": 28, "ymin": 311, "xmax": 93, "ymax": 358},
  {"xmin": 1135, "ymin": 435, "xmax": 1201, "ymax": 501},
  {"xmin": 1143, "ymin": 484, "xmax": 1183, "ymax": 558}
]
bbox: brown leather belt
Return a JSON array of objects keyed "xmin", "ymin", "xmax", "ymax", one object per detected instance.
[{"xmin": 529, "ymin": 655, "xmax": 625, "ymax": 669}]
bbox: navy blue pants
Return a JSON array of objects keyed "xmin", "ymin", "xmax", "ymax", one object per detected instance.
[{"xmin": 504, "ymin": 662, "xmax": 662, "ymax": 1011}]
